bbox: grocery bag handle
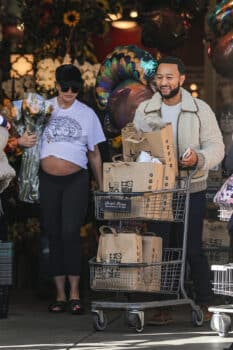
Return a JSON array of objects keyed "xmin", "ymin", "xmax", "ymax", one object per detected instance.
[
  {"xmin": 112, "ymin": 154, "xmax": 123, "ymax": 162},
  {"xmin": 99, "ymin": 225, "xmax": 118, "ymax": 236},
  {"xmin": 111, "ymin": 155, "xmax": 132, "ymax": 166},
  {"xmin": 124, "ymin": 135, "xmax": 147, "ymax": 143}
]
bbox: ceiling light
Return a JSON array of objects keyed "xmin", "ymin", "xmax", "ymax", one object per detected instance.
[
  {"xmin": 191, "ymin": 91, "xmax": 198, "ymax": 98},
  {"xmin": 190, "ymin": 83, "xmax": 198, "ymax": 91},
  {"xmin": 111, "ymin": 20, "xmax": 138, "ymax": 29},
  {"xmin": 129, "ymin": 10, "xmax": 138, "ymax": 18}
]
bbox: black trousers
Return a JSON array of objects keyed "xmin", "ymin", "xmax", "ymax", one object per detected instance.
[
  {"xmin": 148, "ymin": 191, "xmax": 212, "ymax": 304},
  {"xmin": 39, "ymin": 169, "xmax": 89, "ymax": 277}
]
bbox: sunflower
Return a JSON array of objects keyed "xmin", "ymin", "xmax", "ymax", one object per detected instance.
[{"xmin": 63, "ymin": 10, "xmax": 80, "ymax": 27}]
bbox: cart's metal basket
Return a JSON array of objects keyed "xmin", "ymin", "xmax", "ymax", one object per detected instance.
[
  {"xmin": 211, "ymin": 264, "xmax": 233, "ymax": 296},
  {"xmin": 94, "ymin": 187, "xmax": 187, "ymax": 222},
  {"xmin": 89, "ymin": 248, "xmax": 182, "ymax": 294}
]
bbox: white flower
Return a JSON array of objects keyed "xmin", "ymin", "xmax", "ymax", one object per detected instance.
[
  {"xmin": 93, "ymin": 63, "xmax": 101, "ymax": 76},
  {"xmin": 82, "ymin": 70, "xmax": 96, "ymax": 88},
  {"xmin": 73, "ymin": 60, "xmax": 100, "ymax": 90},
  {"xmin": 36, "ymin": 58, "xmax": 61, "ymax": 90}
]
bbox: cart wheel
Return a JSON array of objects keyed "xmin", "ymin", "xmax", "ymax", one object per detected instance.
[
  {"xmin": 126, "ymin": 311, "xmax": 144, "ymax": 333},
  {"xmin": 126, "ymin": 312, "xmax": 138, "ymax": 328},
  {"xmin": 131, "ymin": 314, "xmax": 143, "ymax": 333},
  {"xmin": 135, "ymin": 317, "xmax": 144, "ymax": 333},
  {"xmin": 210, "ymin": 313, "xmax": 231, "ymax": 337},
  {"xmin": 191, "ymin": 309, "xmax": 203, "ymax": 327},
  {"xmin": 92, "ymin": 312, "xmax": 108, "ymax": 331}
]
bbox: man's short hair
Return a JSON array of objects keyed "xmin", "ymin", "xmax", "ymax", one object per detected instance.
[
  {"xmin": 56, "ymin": 64, "xmax": 83, "ymax": 86},
  {"xmin": 157, "ymin": 56, "xmax": 185, "ymax": 75}
]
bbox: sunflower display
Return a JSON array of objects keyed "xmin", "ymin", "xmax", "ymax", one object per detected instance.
[
  {"xmin": 63, "ymin": 10, "xmax": 81, "ymax": 27},
  {"xmin": 17, "ymin": 0, "xmax": 125, "ymax": 63}
]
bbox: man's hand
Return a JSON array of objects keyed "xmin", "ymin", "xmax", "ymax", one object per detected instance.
[
  {"xmin": 18, "ymin": 130, "xmax": 37, "ymax": 147},
  {"xmin": 179, "ymin": 148, "xmax": 198, "ymax": 168}
]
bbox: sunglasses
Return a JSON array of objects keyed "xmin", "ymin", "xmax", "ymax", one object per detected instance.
[{"xmin": 58, "ymin": 82, "xmax": 80, "ymax": 93}]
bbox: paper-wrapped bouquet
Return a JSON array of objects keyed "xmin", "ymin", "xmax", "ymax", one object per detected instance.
[{"xmin": 11, "ymin": 93, "xmax": 53, "ymax": 203}]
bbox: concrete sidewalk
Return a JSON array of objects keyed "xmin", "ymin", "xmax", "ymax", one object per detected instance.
[{"xmin": 0, "ymin": 289, "xmax": 232, "ymax": 350}]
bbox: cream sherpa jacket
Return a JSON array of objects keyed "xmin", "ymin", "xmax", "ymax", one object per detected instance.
[{"xmin": 133, "ymin": 87, "xmax": 225, "ymax": 193}]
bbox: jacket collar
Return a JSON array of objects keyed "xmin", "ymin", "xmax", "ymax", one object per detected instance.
[{"xmin": 144, "ymin": 87, "xmax": 198, "ymax": 114}]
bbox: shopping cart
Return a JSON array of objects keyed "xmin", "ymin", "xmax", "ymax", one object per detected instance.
[
  {"xmin": 89, "ymin": 171, "xmax": 204, "ymax": 332},
  {"xmin": 218, "ymin": 205, "xmax": 233, "ymax": 222},
  {"xmin": 208, "ymin": 264, "xmax": 233, "ymax": 337}
]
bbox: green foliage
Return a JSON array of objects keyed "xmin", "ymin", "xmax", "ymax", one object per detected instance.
[{"xmin": 16, "ymin": 0, "xmax": 124, "ymax": 62}]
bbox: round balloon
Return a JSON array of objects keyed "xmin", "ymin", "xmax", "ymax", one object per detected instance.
[
  {"xmin": 106, "ymin": 79, "xmax": 154, "ymax": 130},
  {"xmin": 208, "ymin": 31, "xmax": 233, "ymax": 79},
  {"xmin": 95, "ymin": 45, "xmax": 157, "ymax": 109},
  {"xmin": 208, "ymin": 0, "xmax": 233, "ymax": 37}
]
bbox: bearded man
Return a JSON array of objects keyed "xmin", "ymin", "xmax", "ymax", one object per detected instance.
[{"xmin": 133, "ymin": 56, "xmax": 225, "ymax": 324}]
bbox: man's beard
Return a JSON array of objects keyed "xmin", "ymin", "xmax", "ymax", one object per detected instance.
[{"xmin": 158, "ymin": 84, "xmax": 180, "ymax": 99}]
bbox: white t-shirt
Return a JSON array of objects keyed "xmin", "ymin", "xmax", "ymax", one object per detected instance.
[
  {"xmin": 40, "ymin": 97, "xmax": 106, "ymax": 169},
  {"xmin": 0, "ymin": 115, "xmax": 7, "ymax": 127},
  {"xmin": 161, "ymin": 102, "xmax": 181, "ymax": 146}
]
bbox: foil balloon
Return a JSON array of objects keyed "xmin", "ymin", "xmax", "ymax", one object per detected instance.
[
  {"xmin": 208, "ymin": 31, "xmax": 233, "ymax": 79},
  {"xmin": 140, "ymin": 8, "xmax": 191, "ymax": 52},
  {"xmin": 208, "ymin": 0, "xmax": 233, "ymax": 37},
  {"xmin": 95, "ymin": 45, "xmax": 157, "ymax": 110},
  {"xmin": 106, "ymin": 79, "xmax": 154, "ymax": 130},
  {"xmin": 95, "ymin": 45, "xmax": 157, "ymax": 134}
]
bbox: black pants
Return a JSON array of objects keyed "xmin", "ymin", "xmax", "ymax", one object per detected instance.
[
  {"xmin": 148, "ymin": 191, "xmax": 212, "ymax": 304},
  {"xmin": 39, "ymin": 169, "xmax": 89, "ymax": 277}
]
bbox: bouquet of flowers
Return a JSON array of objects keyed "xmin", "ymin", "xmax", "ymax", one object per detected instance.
[{"xmin": 11, "ymin": 93, "xmax": 53, "ymax": 203}]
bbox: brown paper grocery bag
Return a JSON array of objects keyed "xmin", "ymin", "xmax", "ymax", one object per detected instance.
[
  {"xmin": 94, "ymin": 226, "xmax": 144, "ymax": 291},
  {"xmin": 142, "ymin": 234, "xmax": 162, "ymax": 292},
  {"xmin": 143, "ymin": 123, "xmax": 178, "ymax": 175},
  {"xmin": 121, "ymin": 123, "xmax": 149, "ymax": 162},
  {"xmin": 122, "ymin": 122, "xmax": 178, "ymax": 173},
  {"xmin": 102, "ymin": 162, "xmax": 164, "ymax": 220},
  {"xmin": 103, "ymin": 161, "xmax": 164, "ymax": 193},
  {"xmin": 92, "ymin": 264, "xmax": 144, "ymax": 291},
  {"xmin": 122, "ymin": 134, "xmax": 150, "ymax": 162},
  {"xmin": 96, "ymin": 225, "xmax": 143, "ymax": 263},
  {"xmin": 142, "ymin": 166, "xmax": 176, "ymax": 221}
]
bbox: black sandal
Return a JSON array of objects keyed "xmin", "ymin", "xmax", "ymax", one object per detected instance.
[
  {"xmin": 48, "ymin": 300, "xmax": 67, "ymax": 313},
  {"xmin": 68, "ymin": 299, "xmax": 84, "ymax": 315}
]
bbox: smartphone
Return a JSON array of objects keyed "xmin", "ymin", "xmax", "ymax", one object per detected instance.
[{"xmin": 181, "ymin": 147, "xmax": 191, "ymax": 160}]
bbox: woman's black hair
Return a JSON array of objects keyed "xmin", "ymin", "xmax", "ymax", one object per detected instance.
[{"xmin": 55, "ymin": 64, "xmax": 83, "ymax": 88}]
